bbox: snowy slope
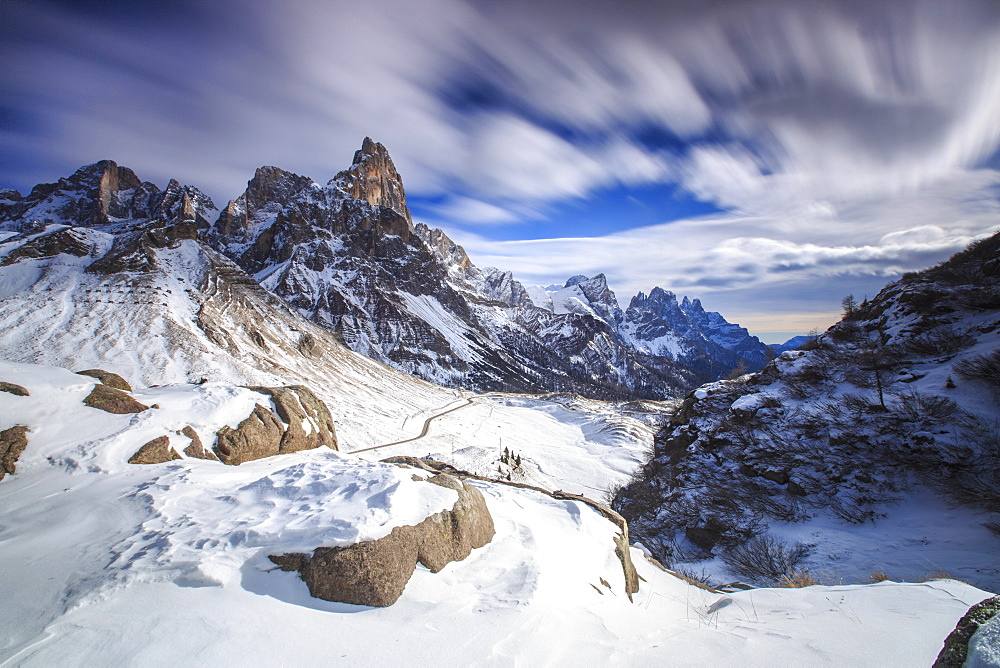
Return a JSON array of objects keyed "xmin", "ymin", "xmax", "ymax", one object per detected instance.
[
  {"xmin": 0, "ymin": 361, "xmax": 991, "ymax": 666},
  {"xmin": 614, "ymin": 232, "xmax": 1000, "ymax": 592}
]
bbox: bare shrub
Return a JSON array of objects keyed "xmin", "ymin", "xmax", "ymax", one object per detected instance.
[
  {"xmin": 721, "ymin": 533, "xmax": 813, "ymax": 584},
  {"xmin": 828, "ymin": 322, "xmax": 865, "ymax": 343},
  {"xmin": 672, "ymin": 564, "xmax": 721, "ymax": 590},
  {"xmin": 954, "ymin": 349, "xmax": 1000, "ymax": 389},
  {"xmin": 895, "ymin": 391, "xmax": 960, "ymax": 423},
  {"xmin": 906, "ymin": 328, "xmax": 976, "ymax": 357},
  {"xmin": 868, "ymin": 570, "xmax": 891, "ymax": 583},
  {"xmin": 779, "ymin": 570, "xmax": 821, "ymax": 588},
  {"xmin": 928, "ymin": 418, "xmax": 1000, "ymax": 513}
]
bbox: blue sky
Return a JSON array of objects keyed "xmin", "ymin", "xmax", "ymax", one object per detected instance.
[{"xmin": 2, "ymin": 0, "xmax": 999, "ymax": 342}]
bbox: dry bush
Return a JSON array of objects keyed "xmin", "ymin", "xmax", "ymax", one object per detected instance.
[
  {"xmin": 868, "ymin": 570, "xmax": 891, "ymax": 583},
  {"xmin": 779, "ymin": 570, "xmax": 821, "ymax": 588},
  {"xmin": 721, "ymin": 533, "xmax": 813, "ymax": 584},
  {"xmin": 895, "ymin": 391, "xmax": 960, "ymax": 423},
  {"xmin": 906, "ymin": 328, "xmax": 976, "ymax": 357},
  {"xmin": 954, "ymin": 349, "xmax": 1000, "ymax": 389}
]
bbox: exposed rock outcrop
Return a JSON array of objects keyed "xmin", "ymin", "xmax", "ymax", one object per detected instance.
[
  {"xmin": 270, "ymin": 472, "xmax": 494, "ymax": 607},
  {"xmin": 213, "ymin": 387, "xmax": 337, "ymax": 465},
  {"xmin": 128, "ymin": 435, "xmax": 181, "ymax": 465},
  {"xmin": 0, "ymin": 425, "xmax": 29, "ymax": 481},
  {"xmin": 181, "ymin": 426, "xmax": 216, "ymax": 460},
  {"xmin": 0, "ymin": 228, "xmax": 94, "ymax": 266},
  {"xmin": 0, "ymin": 381, "xmax": 29, "ymax": 396},
  {"xmin": 246, "ymin": 386, "xmax": 338, "ymax": 454},
  {"xmin": 76, "ymin": 369, "xmax": 132, "ymax": 392},
  {"xmin": 82, "ymin": 384, "xmax": 149, "ymax": 414},
  {"xmin": 214, "ymin": 404, "xmax": 285, "ymax": 465}
]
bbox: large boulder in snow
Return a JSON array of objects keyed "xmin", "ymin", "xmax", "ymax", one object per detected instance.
[
  {"xmin": 213, "ymin": 386, "xmax": 337, "ymax": 465},
  {"xmin": 128, "ymin": 436, "xmax": 181, "ymax": 465},
  {"xmin": 1, "ymin": 425, "xmax": 29, "ymax": 481},
  {"xmin": 213, "ymin": 404, "xmax": 285, "ymax": 465},
  {"xmin": 270, "ymin": 473, "xmax": 495, "ymax": 607},
  {"xmin": 246, "ymin": 386, "xmax": 337, "ymax": 454},
  {"xmin": 76, "ymin": 369, "xmax": 132, "ymax": 392},
  {"xmin": 82, "ymin": 384, "xmax": 148, "ymax": 414}
]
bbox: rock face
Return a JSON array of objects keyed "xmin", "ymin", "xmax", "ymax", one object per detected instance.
[
  {"xmin": 82, "ymin": 384, "xmax": 149, "ymax": 414},
  {"xmin": 213, "ymin": 387, "xmax": 338, "ymax": 465},
  {"xmin": 128, "ymin": 435, "xmax": 181, "ymax": 465},
  {"xmin": 76, "ymin": 369, "xmax": 132, "ymax": 392},
  {"xmin": 246, "ymin": 386, "xmax": 338, "ymax": 454},
  {"xmin": 0, "ymin": 425, "xmax": 29, "ymax": 481},
  {"xmin": 270, "ymin": 472, "xmax": 495, "ymax": 607},
  {"xmin": 0, "ymin": 160, "xmax": 216, "ymax": 230}
]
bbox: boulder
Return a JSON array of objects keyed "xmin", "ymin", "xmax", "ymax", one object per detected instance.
[
  {"xmin": 246, "ymin": 386, "xmax": 338, "ymax": 453},
  {"xmin": 270, "ymin": 473, "xmax": 495, "ymax": 607},
  {"xmin": 1, "ymin": 425, "xmax": 29, "ymax": 481},
  {"xmin": 128, "ymin": 435, "xmax": 181, "ymax": 465},
  {"xmin": 213, "ymin": 386, "xmax": 337, "ymax": 465},
  {"xmin": 214, "ymin": 404, "xmax": 285, "ymax": 465},
  {"xmin": 0, "ymin": 381, "xmax": 29, "ymax": 396},
  {"xmin": 181, "ymin": 426, "xmax": 216, "ymax": 460},
  {"xmin": 83, "ymin": 384, "xmax": 148, "ymax": 414},
  {"xmin": 76, "ymin": 368, "xmax": 132, "ymax": 391}
]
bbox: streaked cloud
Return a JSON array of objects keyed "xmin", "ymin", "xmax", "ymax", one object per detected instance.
[{"xmin": 2, "ymin": 0, "xmax": 999, "ymax": 336}]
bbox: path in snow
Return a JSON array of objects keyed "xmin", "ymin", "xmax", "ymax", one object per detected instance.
[{"xmin": 348, "ymin": 396, "xmax": 475, "ymax": 454}]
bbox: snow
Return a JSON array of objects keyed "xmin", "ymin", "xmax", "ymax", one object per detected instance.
[
  {"xmin": 969, "ymin": 613, "xmax": 1000, "ymax": 667},
  {"xmin": 1, "ymin": 359, "xmax": 993, "ymax": 666}
]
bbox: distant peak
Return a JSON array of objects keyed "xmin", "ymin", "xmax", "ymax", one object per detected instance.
[{"xmin": 565, "ymin": 275, "xmax": 589, "ymax": 288}]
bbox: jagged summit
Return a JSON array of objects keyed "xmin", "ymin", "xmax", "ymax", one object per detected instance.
[{"xmin": 332, "ymin": 137, "xmax": 410, "ymax": 224}]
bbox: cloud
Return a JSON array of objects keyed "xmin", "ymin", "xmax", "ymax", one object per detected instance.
[
  {"xmin": 448, "ymin": 167, "xmax": 1000, "ymax": 333},
  {"xmin": 2, "ymin": 0, "xmax": 999, "ymax": 337}
]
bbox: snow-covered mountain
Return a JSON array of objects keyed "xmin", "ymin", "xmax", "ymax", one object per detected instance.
[
  {"xmin": 529, "ymin": 277, "xmax": 772, "ymax": 379},
  {"xmin": 613, "ymin": 231, "xmax": 1000, "ymax": 591},
  {"xmin": 202, "ymin": 139, "xmax": 716, "ymax": 399}
]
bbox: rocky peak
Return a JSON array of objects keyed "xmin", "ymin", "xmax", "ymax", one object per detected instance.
[
  {"xmin": 332, "ymin": 137, "xmax": 411, "ymax": 225},
  {"xmin": 416, "ymin": 224, "xmax": 472, "ymax": 273},
  {"xmin": 1, "ymin": 160, "xmax": 154, "ymax": 227},
  {"xmin": 244, "ymin": 166, "xmax": 314, "ymax": 210},
  {"xmin": 156, "ymin": 180, "xmax": 217, "ymax": 229},
  {"xmin": 630, "ymin": 287, "xmax": 679, "ymax": 311},
  {"xmin": 214, "ymin": 166, "xmax": 313, "ymax": 239}
]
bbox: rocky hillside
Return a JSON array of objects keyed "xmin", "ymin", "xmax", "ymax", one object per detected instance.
[{"xmin": 613, "ymin": 232, "xmax": 1000, "ymax": 589}]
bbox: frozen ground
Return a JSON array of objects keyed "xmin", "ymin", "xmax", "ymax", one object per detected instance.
[{"xmin": 0, "ymin": 360, "xmax": 993, "ymax": 666}]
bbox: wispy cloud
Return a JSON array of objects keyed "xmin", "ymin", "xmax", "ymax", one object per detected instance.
[{"xmin": 2, "ymin": 0, "xmax": 999, "ymax": 335}]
